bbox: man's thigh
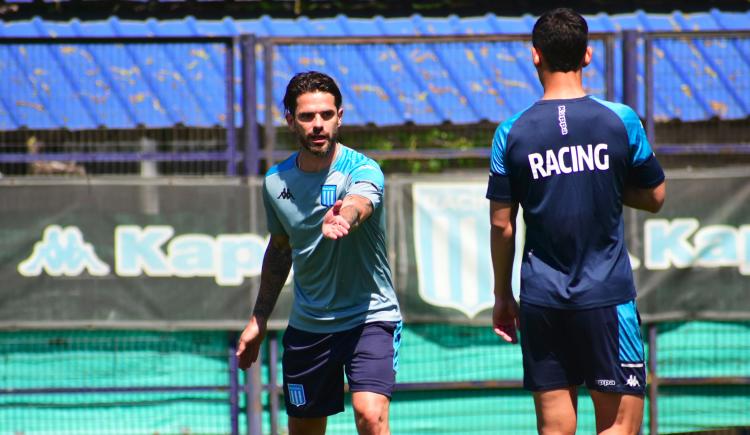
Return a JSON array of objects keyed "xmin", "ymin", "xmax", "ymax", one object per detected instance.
[
  {"xmin": 520, "ymin": 300, "xmax": 647, "ymax": 396},
  {"xmin": 575, "ymin": 300, "xmax": 647, "ymax": 396},
  {"xmin": 282, "ymin": 321, "xmax": 401, "ymax": 418},
  {"xmin": 520, "ymin": 303, "xmax": 583, "ymax": 391},
  {"xmin": 345, "ymin": 321, "xmax": 402, "ymax": 398},
  {"xmin": 533, "ymin": 387, "xmax": 579, "ymax": 435},
  {"xmin": 282, "ymin": 326, "xmax": 346, "ymax": 418}
]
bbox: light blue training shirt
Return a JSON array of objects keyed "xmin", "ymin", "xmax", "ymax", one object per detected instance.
[{"xmin": 263, "ymin": 144, "xmax": 402, "ymax": 333}]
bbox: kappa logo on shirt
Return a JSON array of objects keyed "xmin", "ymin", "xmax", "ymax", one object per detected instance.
[
  {"xmin": 277, "ymin": 188, "xmax": 295, "ymax": 200},
  {"xmin": 558, "ymin": 105, "xmax": 568, "ymax": 135}
]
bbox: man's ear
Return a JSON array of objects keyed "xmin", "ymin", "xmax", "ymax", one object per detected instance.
[
  {"xmin": 531, "ymin": 46, "xmax": 542, "ymax": 68},
  {"xmin": 582, "ymin": 46, "xmax": 593, "ymax": 68},
  {"xmin": 337, "ymin": 107, "xmax": 343, "ymax": 127},
  {"xmin": 285, "ymin": 112, "xmax": 294, "ymax": 129}
]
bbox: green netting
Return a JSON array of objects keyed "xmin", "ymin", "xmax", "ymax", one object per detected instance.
[
  {"xmin": 656, "ymin": 322, "xmax": 750, "ymax": 378},
  {"xmin": 0, "ymin": 330, "xmax": 234, "ymax": 435},
  {"xmin": 1, "ymin": 391, "xmax": 231, "ymax": 435},
  {"xmin": 1, "ymin": 330, "xmax": 230, "ymax": 389},
  {"xmin": 1, "ymin": 322, "xmax": 749, "ymax": 435},
  {"xmin": 655, "ymin": 385, "xmax": 750, "ymax": 434}
]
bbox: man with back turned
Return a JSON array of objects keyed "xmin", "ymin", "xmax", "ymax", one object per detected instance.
[{"xmin": 487, "ymin": 8, "xmax": 666, "ymax": 434}]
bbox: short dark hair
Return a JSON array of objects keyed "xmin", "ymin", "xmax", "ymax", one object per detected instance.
[
  {"xmin": 283, "ymin": 71, "xmax": 343, "ymax": 116},
  {"xmin": 532, "ymin": 8, "xmax": 588, "ymax": 72}
]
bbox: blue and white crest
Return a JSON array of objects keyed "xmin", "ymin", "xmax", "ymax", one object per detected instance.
[
  {"xmin": 321, "ymin": 185, "xmax": 337, "ymax": 207},
  {"xmin": 287, "ymin": 383, "xmax": 306, "ymax": 407},
  {"xmin": 412, "ymin": 182, "xmax": 523, "ymax": 318}
]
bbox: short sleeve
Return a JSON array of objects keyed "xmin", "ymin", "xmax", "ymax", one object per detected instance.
[
  {"xmin": 593, "ymin": 97, "xmax": 665, "ymax": 189},
  {"xmin": 486, "ymin": 121, "xmax": 514, "ymax": 202},
  {"xmin": 347, "ymin": 160, "xmax": 384, "ymax": 209},
  {"xmin": 262, "ymin": 178, "xmax": 286, "ymax": 235},
  {"xmin": 489, "ymin": 122, "xmax": 511, "ymax": 176},
  {"xmin": 621, "ymin": 107, "xmax": 665, "ymax": 188}
]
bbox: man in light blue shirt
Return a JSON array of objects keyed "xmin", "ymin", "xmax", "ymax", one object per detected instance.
[{"xmin": 236, "ymin": 71, "xmax": 402, "ymax": 435}]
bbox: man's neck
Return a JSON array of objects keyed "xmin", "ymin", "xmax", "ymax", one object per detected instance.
[
  {"xmin": 297, "ymin": 142, "xmax": 339, "ymax": 173},
  {"xmin": 540, "ymin": 70, "xmax": 587, "ymax": 100}
]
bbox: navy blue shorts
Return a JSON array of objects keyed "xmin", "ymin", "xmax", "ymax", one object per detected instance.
[
  {"xmin": 519, "ymin": 300, "xmax": 646, "ymax": 395},
  {"xmin": 281, "ymin": 321, "xmax": 402, "ymax": 418}
]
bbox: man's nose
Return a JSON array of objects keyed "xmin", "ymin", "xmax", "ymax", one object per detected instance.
[{"xmin": 312, "ymin": 114, "xmax": 324, "ymax": 128}]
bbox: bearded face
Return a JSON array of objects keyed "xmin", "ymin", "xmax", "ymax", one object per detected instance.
[{"xmin": 286, "ymin": 91, "xmax": 343, "ymax": 157}]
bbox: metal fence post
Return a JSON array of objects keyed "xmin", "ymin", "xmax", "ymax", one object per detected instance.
[
  {"xmin": 228, "ymin": 336, "xmax": 240, "ymax": 435},
  {"xmin": 241, "ymin": 34, "xmax": 261, "ymax": 176},
  {"xmin": 622, "ymin": 30, "xmax": 638, "ymax": 111},
  {"xmin": 605, "ymin": 34, "xmax": 616, "ymax": 102},
  {"xmin": 644, "ymin": 35, "xmax": 656, "ymax": 143},
  {"xmin": 268, "ymin": 332, "xmax": 281, "ymax": 435},
  {"xmin": 245, "ymin": 349, "xmax": 263, "ymax": 435},
  {"xmin": 262, "ymin": 38, "xmax": 276, "ymax": 170},
  {"xmin": 648, "ymin": 324, "xmax": 659, "ymax": 435},
  {"xmin": 225, "ymin": 39, "xmax": 238, "ymax": 176}
]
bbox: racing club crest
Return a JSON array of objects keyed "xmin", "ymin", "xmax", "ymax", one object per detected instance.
[
  {"xmin": 321, "ymin": 185, "xmax": 337, "ymax": 207},
  {"xmin": 412, "ymin": 183, "xmax": 523, "ymax": 318}
]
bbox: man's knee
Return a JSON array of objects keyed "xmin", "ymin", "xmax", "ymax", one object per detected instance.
[
  {"xmin": 354, "ymin": 405, "xmax": 384, "ymax": 430},
  {"xmin": 352, "ymin": 392, "xmax": 390, "ymax": 434},
  {"xmin": 590, "ymin": 391, "xmax": 644, "ymax": 435}
]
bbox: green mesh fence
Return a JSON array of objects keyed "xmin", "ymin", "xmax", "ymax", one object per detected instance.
[
  {"xmin": 1, "ymin": 322, "xmax": 749, "ymax": 435},
  {"xmin": 651, "ymin": 322, "xmax": 750, "ymax": 434},
  {"xmin": 0, "ymin": 330, "xmax": 235, "ymax": 435}
]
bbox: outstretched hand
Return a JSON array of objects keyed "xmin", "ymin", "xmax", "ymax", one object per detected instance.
[
  {"xmin": 322, "ymin": 200, "xmax": 351, "ymax": 239},
  {"xmin": 493, "ymin": 295, "xmax": 520, "ymax": 344},
  {"xmin": 236, "ymin": 316, "xmax": 267, "ymax": 370}
]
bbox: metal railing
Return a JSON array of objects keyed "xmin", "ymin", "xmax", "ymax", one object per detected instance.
[{"xmin": 0, "ymin": 36, "xmax": 247, "ymax": 176}]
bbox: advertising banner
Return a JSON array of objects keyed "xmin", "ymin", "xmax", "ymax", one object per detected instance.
[
  {"xmin": 2, "ymin": 169, "xmax": 749, "ymax": 329},
  {"xmin": 0, "ymin": 180, "xmax": 292, "ymax": 329},
  {"xmin": 396, "ymin": 169, "xmax": 750, "ymax": 323}
]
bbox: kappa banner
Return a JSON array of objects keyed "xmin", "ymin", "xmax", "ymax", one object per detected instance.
[
  {"xmin": 406, "ymin": 171, "xmax": 750, "ymax": 322},
  {"xmin": 0, "ymin": 182, "xmax": 294, "ymax": 328},
  {"xmin": 18, "ymin": 225, "xmax": 268, "ymax": 286},
  {"xmin": 1, "ymin": 171, "xmax": 749, "ymax": 329}
]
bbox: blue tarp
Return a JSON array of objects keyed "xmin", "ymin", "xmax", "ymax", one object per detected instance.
[{"xmin": 0, "ymin": 10, "xmax": 748, "ymax": 129}]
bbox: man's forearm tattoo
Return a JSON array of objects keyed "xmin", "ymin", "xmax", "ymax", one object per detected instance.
[{"xmin": 252, "ymin": 242, "xmax": 292, "ymax": 320}]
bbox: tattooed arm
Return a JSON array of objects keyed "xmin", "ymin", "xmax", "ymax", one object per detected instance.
[{"xmin": 236, "ymin": 233, "xmax": 292, "ymax": 370}]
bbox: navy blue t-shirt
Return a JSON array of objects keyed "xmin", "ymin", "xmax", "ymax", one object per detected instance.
[{"xmin": 486, "ymin": 95, "xmax": 664, "ymax": 309}]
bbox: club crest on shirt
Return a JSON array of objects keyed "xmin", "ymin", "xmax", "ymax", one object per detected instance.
[{"xmin": 321, "ymin": 184, "xmax": 337, "ymax": 207}]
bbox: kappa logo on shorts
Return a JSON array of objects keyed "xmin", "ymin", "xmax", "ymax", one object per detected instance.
[
  {"xmin": 287, "ymin": 383, "xmax": 307, "ymax": 407},
  {"xmin": 626, "ymin": 375, "xmax": 641, "ymax": 388},
  {"xmin": 596, "ymin": 379, "xmax": 616, "ymax": 387}
]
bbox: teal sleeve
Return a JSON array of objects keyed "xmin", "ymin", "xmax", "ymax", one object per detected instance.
[
  {"xmin": 613, "ymin": 104, "xmax": 665, "ymax": 187},
  {"xmin": 592, "ymin": 97, "xmax": 665, "ymax": 188},
  {"xmin": 489, "ymin": 121, "xmax": 510, "ymax": 176},
  {"xmin": 262, "ymin": 179, "xmax": 286, "ymax": 235},
  {"xmin": 348, "ymin": 160, "xmax": 384, "ymax": 209}
]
